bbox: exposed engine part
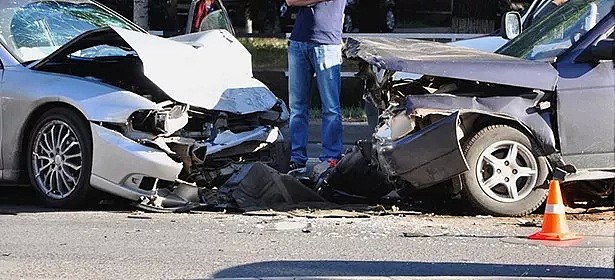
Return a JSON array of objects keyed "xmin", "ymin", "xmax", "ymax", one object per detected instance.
[
  {"xmin": 138, "ymin": 183, "xmax": 201, "ymax": 209},
  {"xmin": 130, "ymin": 104, "xmax": 189, "ymax": 135}
]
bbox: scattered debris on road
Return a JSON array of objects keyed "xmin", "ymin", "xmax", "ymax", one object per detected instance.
[{"xmin": 402, "ymin": 232, "xmax": 449, "ymax": 238}]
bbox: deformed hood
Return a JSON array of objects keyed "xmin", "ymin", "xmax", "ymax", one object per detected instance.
[
  {"xmin": 344, "ymin": 37, "xmax": 559, "ymax": 91},
  {"xmin": 31, "ymin": 27, "xmax": 278, "ymax": 114}
]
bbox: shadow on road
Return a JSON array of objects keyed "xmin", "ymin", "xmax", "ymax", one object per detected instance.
[
  {"xmin": 0, "ymin": 185, "xmax": 133, "ymax": 214},
  {"xmin": 0, "ymin": 183, "xmax": 473, "ymax": 216},
  {"xmin": 212, "ymin": 260, "xmax": 614, "ymax": 279}
]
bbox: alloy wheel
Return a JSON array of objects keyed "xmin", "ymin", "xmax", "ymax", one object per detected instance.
[
  {"xmin": 32, "ymin": 120, "xmax": 83, "ymax": 200},
  {"xmin": 475, "ymin": 140, "xmax": 538, "ymax": 203},
  {"xmin": 385, "ymin": 10, "xmax": 395, "ymax": 31},
  {"xmin": 343, "ymin": 14, "xmax": 353, "ymax": 32}
]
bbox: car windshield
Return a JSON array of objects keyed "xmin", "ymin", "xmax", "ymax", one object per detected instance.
[
  {"xmin": 497, "ymin": 0, "xmax": 613, "ymax": 61},
  {"xmin": 0, "ymin": 0, "xmax": 140, "ymax": 62}
]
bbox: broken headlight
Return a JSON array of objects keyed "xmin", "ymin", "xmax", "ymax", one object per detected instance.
[
  {"xmin": 130, "ymin": 105, "xmax": 189, "ymax": 135},
  {"xmin": 390, "ymin": 112, "xmax": 416, "ymax": 141}
]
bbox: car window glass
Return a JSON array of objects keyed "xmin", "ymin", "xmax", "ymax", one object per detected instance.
[
  {"xmin": 498, "ymin": 0, "xmax": 613, "ymax": 61},
  {"xmin": 70, "ymin": 45, "xmax": 136, "ymax": 58},
  {"xmin": 199, "ymin": 9, "xmax": 232, "ymax": 33},
  {"xmin": 1, "ymin": 1, "xmax": 139, "ymax": 62},
  {"xmin": 198, "ymin": 1, "xmax": 234, "ymax": 35}
]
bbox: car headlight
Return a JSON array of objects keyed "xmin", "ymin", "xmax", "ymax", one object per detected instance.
[{"xmin": 130, "ymin": 105, "xmax": 189, "ymax": 136}]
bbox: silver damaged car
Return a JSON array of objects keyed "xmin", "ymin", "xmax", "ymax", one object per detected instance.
[{"xmin": 0, "ymin": 0, "xmax": 290, "ymax": 208}]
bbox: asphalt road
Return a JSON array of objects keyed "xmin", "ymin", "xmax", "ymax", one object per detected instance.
[{"xmin": 0, "ymin": 186, "xmax": 613, "ymax": 280}]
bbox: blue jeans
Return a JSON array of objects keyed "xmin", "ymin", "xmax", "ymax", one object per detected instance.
[{"xmin": 288, "ymin": 40, "xmax": 343, "ymax": 165}]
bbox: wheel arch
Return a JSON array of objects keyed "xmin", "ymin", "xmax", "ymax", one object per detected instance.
[
  {"xmin": 19, "ymin": 102, "xmax": 91, "ymax": 181},
  {"xmin": 457, "ymin": 112, "xmax": 552, "ymax": 157},
  {"xmin": 455, "ymin": 120, "xmax": 551, "ymax": 216},
  {"xmin": 448, "ymin": 111, "xmax": 553, "ymax": 193}
]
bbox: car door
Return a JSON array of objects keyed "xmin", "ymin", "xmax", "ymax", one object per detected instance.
[
  {"xmin": 199, "ymin": 1, "xmax": 234, "ymax": 34},
  {"xmin": 555, "ymin": 25, "xmax": 615, "ymax": 170}
]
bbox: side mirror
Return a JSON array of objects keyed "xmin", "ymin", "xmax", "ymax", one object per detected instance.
[
  {"xmin": 577, "ymin": 39, "xmax": 615, "ymax": 62},
  {"xmin": 501, "ymin": 12, "xmax": 522, "ymax": 40}
]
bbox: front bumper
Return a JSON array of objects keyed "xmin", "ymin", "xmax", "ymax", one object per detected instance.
[
  {"xmin": 378, "ymin": 112, "xmax": 469, "ymax": 188},
  {"xmin": 89, "ymin": 123, "xmax": 183, "ymax": 200},
  {"xmin": 88, "ymin": 123, "xmax": 287, "ymax": 201}
]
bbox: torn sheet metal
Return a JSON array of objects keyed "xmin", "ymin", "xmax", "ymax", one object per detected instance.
[
  {"xmin": 206, "ymin": 126, "xmax": 283, "ymax": 156},
  {"xmin": 405, "ymin": 94, "xmax": 556, "ymax": 154},
  {"xmin": 344, "ymin": 37, "xmax": 559, "ymax": 91},
  {"xmin": 31, "ymin": 27, "xmax": 278, "ymax": 114},
  {"xmin": 211, "ymin": 86, "xmax": 281, "ymax": 115}
]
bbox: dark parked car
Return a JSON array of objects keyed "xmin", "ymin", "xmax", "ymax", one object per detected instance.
[
  {"xmin": 280, "ymin": 0, "xmax": 396, "ymax": 33},
  {"xmin": 221, "ymin": 0, "xmax": 281, "ymax": 33},
  {"xmin": 340, "ymin": 0, "xmax": 614, "ymax": 216}
]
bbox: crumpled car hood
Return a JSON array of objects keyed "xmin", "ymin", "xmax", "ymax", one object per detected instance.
[
  {"xmin": 31, "ymin": 27, "xmax": 278, "ymax": 114},
  {"xmin": 344, "ymin": 37, "xmax": 559, "ymax": 91}
]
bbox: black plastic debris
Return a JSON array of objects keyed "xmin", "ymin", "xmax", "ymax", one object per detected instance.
[
  {"xmin": 218, "ymin": 162, "xmax": 326, "ymax": 209},
  {"xmin": 324, "ymin": 143, "xmax": 394, "ymax": 200},
  {"xmin": 402, "ymin": 232, "xmax": 449, "ymax": 238}
]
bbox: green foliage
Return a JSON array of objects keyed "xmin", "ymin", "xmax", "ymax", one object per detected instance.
[
  {"xmin": 310, "ymin": 106, "xmax": 367, "ymax": 122},
  {"xmin": 238, "ymin": 37, "xmax": 359, "ymax": 71},
  {"xmin": 238, "ymin": 37, "xmax": 288, "ymax": 70}
]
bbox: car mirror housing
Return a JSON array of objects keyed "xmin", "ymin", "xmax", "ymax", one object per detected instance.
[
  {"xmin": 501, "ymin": 12, "xmax": 522, "ymax": 40},
  {"xmin": 577, "ymin": 39, "xmax": 615, "ymax": 63}
]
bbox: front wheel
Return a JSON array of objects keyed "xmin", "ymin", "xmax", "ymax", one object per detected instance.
[
  {"xmin": 460, "ymin": 125, "xmax": 549, "ymax": 216},
  {"xmin": 343, "ymin": 13, "xmax": 354, "ymax": 33},
  {"xmin": 26, "ymin": 108, "xmax": 97, "ymax": 208},
  {"xmin": 381, "ymin": 7, "xmax": 395, "ymax": 33}
]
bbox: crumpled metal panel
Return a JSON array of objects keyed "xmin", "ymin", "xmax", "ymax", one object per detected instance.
[
  {"xmin": 76, "ymin": 91, "xmax": 162, "ymax": 123},
  {"xmin": 379, "ymin": 112, "xmax": 469, "ymax": 188},
  {"xmin": 31, "ymin": 27, "xmax": 278, "ymax": 114},
  {"xmin": 206, "ymin": 126, "xmax": 283, "ymax": 155},
  {"xmin": 212, "ymin": 86, "xmax": 280, "ymax": 115},
  {"xmin": 344, "ymin": 37, "xmax": 559, "ymax": 91},
  {"xmin": 90, "ymin": 123, "xmax": 182, "ymax": 187},
  {"xmin": 406, "ymin": 94, "xmax": 556, "ymax": 154}
]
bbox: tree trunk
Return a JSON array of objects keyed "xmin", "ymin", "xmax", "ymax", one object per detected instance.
[{"xmin": 133, "ymin": 0, "xmax": 149, "ymax": 30}]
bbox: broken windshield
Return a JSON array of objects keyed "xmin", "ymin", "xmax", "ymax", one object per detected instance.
[
  {"xmin": 0, "ymin": 0, "xmax": 140, "ymax": 62},
  {"xmin": 497, "ymin": 0, "xmax": 613, "ymax": 61}
]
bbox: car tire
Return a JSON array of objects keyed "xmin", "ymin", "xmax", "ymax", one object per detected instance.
[
  {"xmin": 460, "ymin": 125, "xmax": 549, "ymax": 216},
  {"xmin": 381, "ymin": 6, "xmax": 395, "ymax": 33},
  {"xmin": 26, "ymin": 108, "xmax": 97, "ymax": 208}
]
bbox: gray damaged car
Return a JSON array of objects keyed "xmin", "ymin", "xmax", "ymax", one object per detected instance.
[
  {"xmin": 339, "ymin": 0, "xmax": 615, "ymax": 216},
  {"xmin": 0, "ymin": 0, "xmax": 289, "ymax": 209}
]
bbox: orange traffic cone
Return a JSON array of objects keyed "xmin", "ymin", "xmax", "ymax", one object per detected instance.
[{"xmin": 529, "ymin": 180, "xmax": 581, "ymax": 241}]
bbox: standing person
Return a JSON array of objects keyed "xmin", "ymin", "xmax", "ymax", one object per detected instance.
[{"xmin": 286, "ymin": 0, "xmax": 345, "ymax": 173}]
